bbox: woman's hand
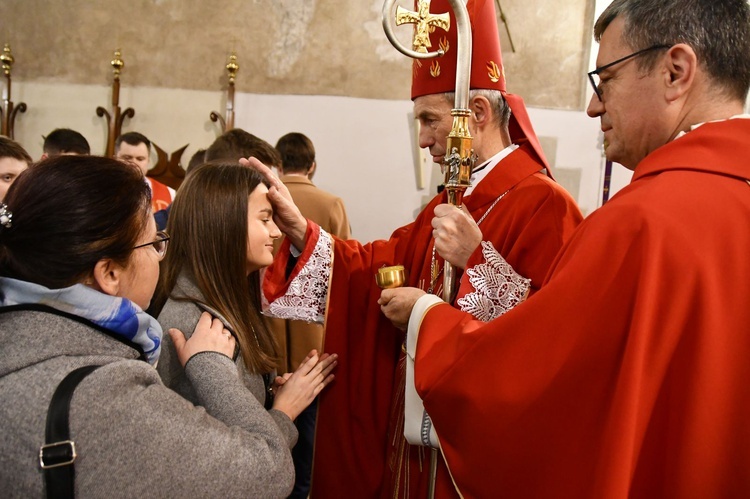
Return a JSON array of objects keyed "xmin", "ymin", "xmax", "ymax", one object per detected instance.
[
  {"xmin": 272, "ymin": 349, "xmax": 337, "ymax": 420},
  {"xmin": 168, "ymin": 312, "xmax": 236, "ymax": 367}
]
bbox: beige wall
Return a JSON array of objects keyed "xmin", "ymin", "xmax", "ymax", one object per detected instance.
[
  {"xmin": 3, "ymin": 0, "xmax": 611, "ymax": 241},
  {"xmin": 3, "ymin": 0, "xmax": 593, "ymax": 108}
]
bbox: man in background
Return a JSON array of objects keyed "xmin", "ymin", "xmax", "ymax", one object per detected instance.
[
  {"xmin": 115, "ymin": 132, "xmax": 174, "ymax": 213},
  {"xmin": 267, "ymin": 132, "xmax": 350, "ymax": 499},
  {"xmin": 185, "ymin": 148, "xmax": 207, "ymax": 174},
  {"xmin": 41, "ymin": 128, "xmax": 90, "ymax": 159}
]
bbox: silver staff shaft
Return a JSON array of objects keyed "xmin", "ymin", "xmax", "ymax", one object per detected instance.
[
  {"xmin": 382, "ymin": 0, "xmax": 475, "ymax": 304},
  {"xmin": 382, "ymin": 1, "xmax": 476, "ymax": 495}
]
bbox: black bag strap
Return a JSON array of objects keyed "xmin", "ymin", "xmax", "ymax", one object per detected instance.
[{"xmin": 40, "ymin": 365, "xmax": 101, "ymax": 499}]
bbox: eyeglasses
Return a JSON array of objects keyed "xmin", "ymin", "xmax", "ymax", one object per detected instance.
[
  {"xmin": 588, "ymin": 44, "xmax": 671, "ymax": 101},
  {"xmin": 133, "ymin": 231, "xmax": 170, "ymax": 260}
]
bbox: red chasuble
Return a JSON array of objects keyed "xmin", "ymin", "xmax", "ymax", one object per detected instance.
[
  {"xmin": 265, "ymin": 141, "xmax": 581, "ymax": 498},
  {"xmin": 414, "ymin": 119, "xmax": 750, "ymax": 498},
  {"xmin": 147, "ymin": 177, "xmax": 173, "ymax": 213}
]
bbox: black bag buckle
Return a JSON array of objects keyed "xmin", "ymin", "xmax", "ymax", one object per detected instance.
[{"xmin": 39, "ymin": 440, "xmax": 77, "ymax": 469}]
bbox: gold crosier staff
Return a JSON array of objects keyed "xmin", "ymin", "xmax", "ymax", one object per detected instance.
[
  {"xmin": 382, "ymin": 0, "xmax": 475, "ymax": 306},
  {"xmin": 382, "ymin": 1, "xmax": 475, "ymax": 497}
]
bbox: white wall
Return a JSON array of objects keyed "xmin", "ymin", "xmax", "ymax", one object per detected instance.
[{"xmin": 233, "ymin": 93, "xmax": 423, "ymax": 241}]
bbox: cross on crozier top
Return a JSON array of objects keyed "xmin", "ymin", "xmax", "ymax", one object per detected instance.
[{"xmin": 395, "ymin": 0, "xmax": 450, "ymax": 53}]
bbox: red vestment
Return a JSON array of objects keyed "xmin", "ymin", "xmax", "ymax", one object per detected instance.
[
  {"xmin": 265, "ymin": 141, "xmax": 582, "ymax": 498},
  {"xmin": 415, "ymin": 119, "xmax": 750, "ymax": 498},
  {"xmin": 147, "ymin": 177, "xmax": 173, "ymax": 213}
]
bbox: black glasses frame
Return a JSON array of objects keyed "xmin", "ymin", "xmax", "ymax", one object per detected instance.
[
  {"xmin": 588, "ymin": 44, "xmax": 671, "ymax": 101},
  {"xmin": 133, "ymin": 231, "xmax": 170, "ymax": 259}
]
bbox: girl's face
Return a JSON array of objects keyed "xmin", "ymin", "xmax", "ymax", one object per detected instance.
[{"xmin": 246, "ymin": 184, "xmax": 281, "ymax": 274}]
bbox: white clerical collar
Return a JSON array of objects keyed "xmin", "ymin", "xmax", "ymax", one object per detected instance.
[
  {"xmin": 674, "ymin": 114, "xmax": 750, "ymax": 140},
  {"xmin": 465, "ymin": 143, "xmax": 519, "ymax": 197}
]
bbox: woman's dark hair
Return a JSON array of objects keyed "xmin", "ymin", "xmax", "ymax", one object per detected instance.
[
  {"xmin": 152, "ymin": 162, "xmax": 279, "ymax": 374},
  {"xmin": 0, "ymin": 155, "xmax": 151, "ymax": 288}
]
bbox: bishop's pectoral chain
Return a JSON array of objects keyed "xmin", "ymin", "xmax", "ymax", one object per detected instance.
[
  {"xmin": 423, "ymin": 190, "xmax": 509, "ymax": 298},
  {"xmin": 425, "ymin": 245, "xmax": 444, "ymax": 297}
]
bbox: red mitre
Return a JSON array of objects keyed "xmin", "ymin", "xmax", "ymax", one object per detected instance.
[{"xmin": 410, "ymin": 0, "xmax": 549, "ymax": 170}]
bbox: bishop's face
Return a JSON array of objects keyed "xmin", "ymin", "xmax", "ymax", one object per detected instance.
[{"xmin": 414, "ymin": 94, "xmax": 455, "ymax": 166}]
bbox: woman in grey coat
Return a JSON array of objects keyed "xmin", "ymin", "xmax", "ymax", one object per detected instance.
[
  {"xmin": 0, "ymin": 156, "xmax": 334, "ymax": 498},
  {"xmin": 152, "ymin": 163, "xmax": 337, "ymax": 440}
]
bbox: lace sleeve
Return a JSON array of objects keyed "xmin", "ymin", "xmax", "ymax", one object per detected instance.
[
  {"xmin": 264, "ymin": 230, "xmax": 333, "ymax": 323},
  {"xmin": 455, "ymin": 241, "xmax": 530, "ymax": 322}
]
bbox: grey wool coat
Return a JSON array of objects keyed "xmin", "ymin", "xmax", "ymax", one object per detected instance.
[
  {"xmin": 0, "ymin": 304, "xmax": 296, "ymax": 498},
  {"xmin": 156, "ymin": 273, "xmax": 296, "ymax": 442}
]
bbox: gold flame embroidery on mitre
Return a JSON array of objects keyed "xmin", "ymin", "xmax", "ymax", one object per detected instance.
[
  {"xmin": 413, "ymin": 59, "xmax": 424, "ymax": 79},
  {"xmin": 487, "ymin": 61, "xmax": 502, "ymax": 83},
  {"xmin": 430, "ymin": 60, "xmax": 441, "ymax": 78},
  {"xmin": 439, "ymin": 36, "xmax": 450, "ymax": 54}
]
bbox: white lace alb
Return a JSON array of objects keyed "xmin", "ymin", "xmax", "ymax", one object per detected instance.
[
  {"xmin": 456, "ymin": 241, "xmax": 531, "ymax": 321},
  {"xmin": 264, "ymin": 230, "xmax": 333, "ymax": 323}
]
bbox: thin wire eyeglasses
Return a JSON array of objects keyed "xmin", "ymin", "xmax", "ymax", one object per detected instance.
[
  {"xmin": 133, "ymin": 231, "xmax": 170, "ymax": 260},
  {"xmin": 588, "ymin": 44, "xmax": 671, "ymax": 101}
]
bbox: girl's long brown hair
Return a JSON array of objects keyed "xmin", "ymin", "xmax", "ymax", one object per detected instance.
[{"xmin": 151, "ymin": 162, "xmax": 278, "ymax": 373}]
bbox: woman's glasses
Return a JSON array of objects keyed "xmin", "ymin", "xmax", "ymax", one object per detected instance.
[{"xmin": 133, "ymin": 231, "xmax": 170, "ymax": 260}]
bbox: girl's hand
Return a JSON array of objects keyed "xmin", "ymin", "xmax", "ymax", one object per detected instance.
[{"xmin": 272, "ymin": 350, "xmax": 337, "ymax": 420}]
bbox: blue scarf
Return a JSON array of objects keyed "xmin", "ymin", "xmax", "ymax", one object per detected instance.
[{"xmin": 0, "ymin": 277, "xmax": 163, "ymax": 364}]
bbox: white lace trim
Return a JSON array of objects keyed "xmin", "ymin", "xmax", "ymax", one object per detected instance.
[
  {"xmin": 265, "ymin": 230, "xmax": 333, "ymax": 323},
  {"xmin": 456, "ymin": 241, "xmax": 531, "ymax": 321}
]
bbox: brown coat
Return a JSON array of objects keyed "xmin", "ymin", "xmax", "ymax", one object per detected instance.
[{"xmin": 269, "ymin": 174, "xmax": 350, "ymax": 373}]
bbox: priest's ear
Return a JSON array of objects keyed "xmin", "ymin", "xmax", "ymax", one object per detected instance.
[{"xmin": 663, "ymin": 43, "xmax": 697, "ymax": 103}]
